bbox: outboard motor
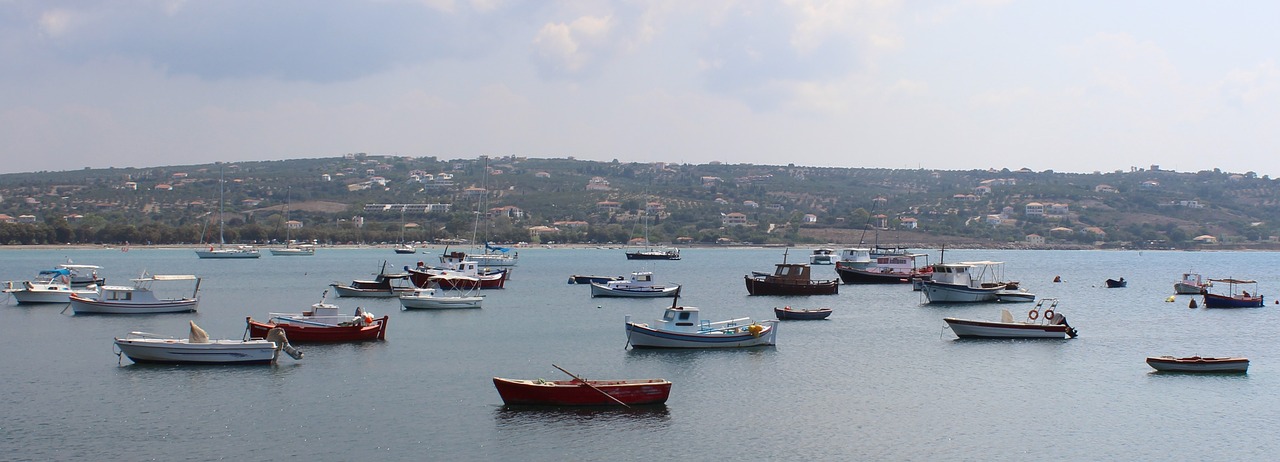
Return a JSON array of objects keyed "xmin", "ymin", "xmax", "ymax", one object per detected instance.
[
  {"xmin": 1051, "ymin": 313, "xmax": 1078, "ymax": 338},
  {"xmin": 266, "ymin": 328, "xmax": 304, "ymax": 360}
]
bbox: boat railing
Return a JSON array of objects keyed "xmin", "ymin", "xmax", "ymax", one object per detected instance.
[
  {"xmin": 125, "ymin": 331, "xmax": 174, "ymax": 339},
  {"xmin": 699, "ymin": 317, "xmax": 753, "ymax": 332}
]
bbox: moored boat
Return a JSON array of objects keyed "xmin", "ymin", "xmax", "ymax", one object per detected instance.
[
  {"xmin": 1174, "ymin": 272, "xmax": 1211, "ymax": 294},
  {"xmin": 330, "ymin": 261, "xmax": 416, "ymax": 297},
  {"xmin": 1105, "ymin": 277, "xmax": 1127, "ymax": 288},
  {"xmin": 569, "ymin": 274, "xmax": 624, "ymax": 284},
  {"xmin": 408, "ymin": 253, "xmax": 508, "ymax": 290},
  {"xmin": 270, "ymin": 244, "xmax": 315, "ymax": 256},
  {"xmin": 399, "ymin": 287, "xmax": 484, "ymax": 309},
  {"xmin": 745, "ymin": 251, "xmax": 839, "ymax": 296},
  {"xmin": 625, "ymin": 301, "xmax": 777, "ymax": 348},
  {"xmin": 919, "ymin": 261, "xmax": 1011, "ymax": 303},
  {"xmin": 246, "ymin": 295, "xmax": 387, "ymax": 342},
  {"xmin": 1202, "ymin": 278, "xmax": 1263, "ymax": 308},
  {"xmin": 835, "ymin": 251, "xmax": 933, "ymax": 284},
  {"xmin": 3, "ymin": 268, "xmax": 99, "ymax": 304},
  {"xmin": 493, "ymin": 365, "xmax": 671, "ymax": 406},
  {"xmin": 70, "ymin": 274, "xmax": 201, "ymax": 314},
  {"xmin": 115, "ymin": 321, "xmax": 301, "ymax": 365},
  {"xmin": 809, "ymin": 248, "xmax": 836, "ymax": 265},
  {"xmin": 773, "ymin": 306, "xmax": 832, "ymax": 320},
  {"xmin": 590, "ymin": 271, "xmax": 680, "ymax": 298},
  {"xmin": 1145, "ymin": 356, "xmax": 1249, "ymax": 373},
  {"xmin": 943, "ymin": 298, "xmax": 1078, "ymax": 339}
]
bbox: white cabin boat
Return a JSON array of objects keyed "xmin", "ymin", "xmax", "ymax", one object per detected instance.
[
  {"xmin": 70, "ymin": 274, "xmax": 201, "ymax": 314},
  {"xmin": 4, "ymin": 268, "xmax": 99, "ymax": 304},
  {"xmin": 1174, "ymin": 272, "xmax": 1211, "ymax": 295},
  {"xmin": 270, "ymin": 244, "xmax": 315, "ymax": 256},
  {"xmin": 943, "ymin": 298, "xmax": 1077, "ymax": 339},
  {"xmin": 809, "ymin": 248, "xmax": 836, "ymax": 265},
  {"xmin": 625, "ymin": 305, "xmax": 778, "ymax": 348},
  {"xmin": 399, "ymin": 287, "xmax": 484, "ymax": 309},
  {"xmin": 196, "ymin": 245, "xmax": 261, "ymax": 259},
  {"xmin": 590, "ymin": 271, "xmax": 681, "ymax": 298},
  {"xmin": 920, "ymin": 261, "xmax": 1010, "ymax": 303}
]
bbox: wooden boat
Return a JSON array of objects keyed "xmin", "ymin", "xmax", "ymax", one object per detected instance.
[
  {"xmin": 399, "ymin": 287, "xmax": 484, "ymax": 309},
  {"xmin": 1202, "ymin": 278, "xmax": 1264, "ymax": 308},
  {"xmin": 745, "ymin": 251, "xmax": 839, "ymax": 296},
  {"xmin": 943, "ymin": 298, "xmax": 1078, "ymax": 339},
  {"xmin": 590, "ymin": 271, "xmax": 680, "ymax": 298},
  {"xmin": 70, "ymin": 274, "xmax": 201, "ymax": 314},
  {"xmin": 493, "ymin": 365, "xmax": 670, "ymax": 406},
  {"xmin": 1105, "ymin": 278, "xmax": 1127, "ymax": 288},
  {"xmin": 568, "ymin": 275, "xmax": 624, "ymax": 284},
  {"xmin": 773, "ymin": 306, "xmax": 832, "ymax": 320},
  {"xmin": 115, "ymin": 321, "xmax": 301, "ymax": 365},
  {"xmin": 625, "ymin": 300, "xmax": 777, "ymax": 348},
  {"xmin": 330, "ymin": 261, "xmax": 416, "ymax": 297},
  {"xmin": 919, "ymin": 261, "xmax": 1011, "ymax": 303},
  {"xmin": 246, "ymin": 295, "xmax": 388, "ymax": 342},
  {"xmin": 1145, "ymin": 356, "xmax": 1249, "ymax": 373},
  {"xmin": 1174, "ymin": 272, "xmax": 1211, "ymax": 294},
  {"xmin": 3, "ymin": 268, "xmax": 98, "ymax": 304},
  {"xmin": 407, "ymin": 253, "xmax": 508, "ymax": 290}
]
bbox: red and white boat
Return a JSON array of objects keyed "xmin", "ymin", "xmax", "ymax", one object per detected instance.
[
  {"xmin": 943, "ymin": 298, "xmax": 1078, "ymax": 339},
  {"xmin": 407, "ymin": 253, "xmax": 508, "ymax": 290},
  {"xmin": 245, "ymin": 296, "xmax": 387, "ymax": 343},
  {"xmin": 1146, "ymin": 356, "xmax": 1249, "ymax": 373}
]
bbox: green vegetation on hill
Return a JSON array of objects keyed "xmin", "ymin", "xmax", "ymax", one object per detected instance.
[{"xmin": 1, "ymin": 155, "xmax": 1277, "ymax": 249}]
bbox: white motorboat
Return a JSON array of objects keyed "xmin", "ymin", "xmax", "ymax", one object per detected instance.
[
  {"xmin": 3, "ymin": 268, "xmax": 99, "ymax": 304},
  {"xmin": 625, "ymin": 304, "xmax": 777, "ymax": 348},
  {"xmin": 809, "ymin": 248, "xmax": 836, "ymax": 265},
  {"xmin": 399, "ymin": 287, "xmax": 484, "ymax": 309},
  {"xmin": 70, "ymin": 274, "xmax": 201, "ymax": 314},
  {"xmin": 59, "ymin": 263, "xmax": 106, "ymax": 287},
  {"xmin": 920, "ymin": 261, "xmax": 1013, "ymax": 303},
  {"xmin": 1174, "ymin": 272, "xmax": 1211, "ymax": 295},
  {"xmin": 114, "ymin": 321, "xmax": 301, "ymax": 365},
  {"xmin": 590, "ymin": 271, "xmax": 680, "ymax": 298},
  {"xmin": 943, "ymin": 298, "xmax": 1077, "ymax": 339},
  {"xmin": 270, "ymin": 244, "xmax": 315, "ymax": 256}
]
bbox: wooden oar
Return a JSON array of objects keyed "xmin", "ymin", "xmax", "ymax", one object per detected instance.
[{"xmin": 552, "ymin": 364, "xmax": 630, "ymax": 408}]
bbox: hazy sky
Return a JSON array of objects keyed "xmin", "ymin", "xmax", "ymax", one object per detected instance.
[{"xmin": 3, "ymin": 1, "xmax": 1278, "ymax": 176}]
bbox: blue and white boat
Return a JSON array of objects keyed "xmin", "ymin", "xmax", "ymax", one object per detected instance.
[
  {"xmin": 70, "ymin": 274, "xmax": 201, "ymax": 314},
  {"xmin": 625, "ymin": 304, "xmax": 777, "ymax": 348},
  {"xmin": 590, "ymin": 271, "xmax": 680, "ymax": 298},
  {"xmin": 920, "ymin": 261, "xmax": 1012, "ymax": 303}
]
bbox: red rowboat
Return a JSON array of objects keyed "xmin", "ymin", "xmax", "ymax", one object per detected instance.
[{"xmin": 492, "ymin": 377, "xmax": 672, "ymax": 406}]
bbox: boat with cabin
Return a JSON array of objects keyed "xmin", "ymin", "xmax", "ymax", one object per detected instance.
[
  {"xmin": 590, "ymin": 271, "xmax": 680, "ymax": 298},
  {"xmin": 745, "ymin": 251, "xmax": 839, "ymax": 296},
  {"xmin": 399, "ymin": 287, "xmax": 484, "ymax": 309},
  {"xmin": 1174, "ymin": 272, "xmax": 1211, "ymax": 294},
  {"xmin": 835, "ymin": 249, "xmax": 933, "ymax": 284},
  {"xmin": 809, "ymin": 248, "xmax": 836, "ymax": 265},
  {"xmin": 408, "ymin": 252, "xmax": 508, "ymax": 290},
  {"xmin": 246, "ymin": 293, "xmax": 388, "ymax": 342},
  {"xmin": 625, "ymin": 301, "xmax": 778, "ymax": 348},
  {"xmin": 4, "ymin": 267, "xmax": 99, "ymax": 304},
  {"xmin": 919, "ymin": 261, "xmax": 1014, "ymax": 303},
  {"xmin": 330, "ymin": 261, "xmax": 416, "ymax": 297},
  {"xmin": 69, "ymin": 274, "xmax": 201, "ymax": 314}
]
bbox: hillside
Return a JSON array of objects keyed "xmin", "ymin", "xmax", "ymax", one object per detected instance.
[{"xmin": 1, "ymin": 155, "xmax": 1278, "ymax": 249}]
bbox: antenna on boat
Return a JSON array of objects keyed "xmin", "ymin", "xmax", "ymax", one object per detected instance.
[
  {"xmin": 670, "ymin": 286, "xmax": 681, "ymax": 309},
  {"xmin": 319, "ymin": 289, "xmax": 329, "ymax": 305}
]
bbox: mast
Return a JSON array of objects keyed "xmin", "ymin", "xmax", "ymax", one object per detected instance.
[{"xmin": 217, "ymin": 163, "xmax": 225, "ymax": 246}]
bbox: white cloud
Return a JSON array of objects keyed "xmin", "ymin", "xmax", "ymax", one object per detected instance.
[{"xmin": 532, "ymin": 15, "xmax": 613, "ymax": 75}]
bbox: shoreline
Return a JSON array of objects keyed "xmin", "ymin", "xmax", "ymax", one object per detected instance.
[{"xmin": 0, "ymin": 242, "xmax": 1271, "ymax": 252}]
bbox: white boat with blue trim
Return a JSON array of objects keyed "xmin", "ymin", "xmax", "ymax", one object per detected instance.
[
  {"xmin": 590, "ymin": 271, "xmax": 680, "ymax": 298},
  {"xmin": 70, "ymin": 274, "xmax": 201, "ymax": 314},
  {"xmin": 920, "ymin": 261, "xmax": 1021, "ymax": 303},
  {"xmin": 625, "ymin": 303, "xmax": 777, "ymax": 348}
]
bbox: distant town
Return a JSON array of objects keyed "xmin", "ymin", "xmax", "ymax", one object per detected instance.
[{"xmin": 1, "ymin": 154, "xmax": 1277, "ymax": 250}]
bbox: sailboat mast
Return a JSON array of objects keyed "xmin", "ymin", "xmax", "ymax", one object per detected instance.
[{"xmin": 218, "ymin": 163, "xmax": 226, "ymax": 246}]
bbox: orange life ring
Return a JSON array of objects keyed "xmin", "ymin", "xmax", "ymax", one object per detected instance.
[
  {"xmin": 1043, "ymin": 309, "xmax": 1055, "ymax": 319},
  {"xmin": 1028, "ymin": 309, "xmax": 1039, "ymax": 321}
]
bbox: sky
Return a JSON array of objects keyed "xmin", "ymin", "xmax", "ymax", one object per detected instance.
[{"xmin": 2, "ymin": 1, "xmax": 1278, "ymax": 176}]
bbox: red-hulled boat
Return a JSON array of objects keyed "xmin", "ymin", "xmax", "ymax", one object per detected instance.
[
  {"xmin": 245, "ymin": 300, "xmax": 388, "ymax": 342},
  {"xmin": 492, "ymin": 377, "xmax": 672, "ymax": 406}
]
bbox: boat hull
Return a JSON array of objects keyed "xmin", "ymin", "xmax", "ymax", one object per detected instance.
[
  {"xmin": 329, "ymin": 285, "xmax": 412, "ymax": 298},
  {"xmin": 625, "ymin": 251, "xmax": 680, "ymax": 260},
  {"xmin": 5, "ymin": 284, "xmax": 98, "ymax": 304},
  {"xmin": 1146, "ymin": 356, "xmax": 1249, "ymax": 373},
  {"xmin": 269, "ymin": 248, "xmax": 315, "ymax": 256},
  {"xmin": 1202, "ymin": 293, "xmax": 1264, "ymax": 308},
  {"xmin": 407, "ymin": 268, "xmax": 508, "ymax": 290},
  {"xmin": 399, "ymin": 295, "xmax": 484, "ymax": 309},
  {"xmin": 492, "ymin": 377, "xmax": 672, "ymax": 406},
  {"xmin": 469, "ymin": 254, "xmax": 518, "ymax": 267},
  {"xmin": 70, "ymin": 295, "xmax": 198, "ymax": 314},
  {"xmin": 921, "ymin": 281, "xmax": 1001, "ymax": 303},
  {"xmin": 744, "ymin": 276, "xmax": 839, "ymax": 296},
  {"xmin": 194, "ymin": 250, "xmax": 261, "ymax": 259},
  {"xmin": 943, "ymin": 318, "xmax": 1070, "ymax": 339},
  {"xmin": 774, "ymin": 307, "xmax": 832, "ymax": 320},
  {"xmin": 1105, "ymin": 279, "xmax": 1127, "ymax": 288},
  {"xmin": 115, "ymin": 338, "xmax": 278, "ymax": 364},
  {"xmin": 246, "ymin": 317, "xmax": 387, "ymax": 342},
  {"xmin": 834, "ymin": 266, "xmax": 927, "ymax": 284},
  {"xmin": 590, "ymin": 284, "xmax": 680, "ymax": 298},
  {"xmin": 1173, "ymin": 283, "xmax": 1205, "ymax": 295},
  {"xmin": 568, "ymin": 275, "xmax": 624, "ymax": 284},
  {"xmin": 625, "ymin": 322, "xmax": 777, "ymax": 348}
]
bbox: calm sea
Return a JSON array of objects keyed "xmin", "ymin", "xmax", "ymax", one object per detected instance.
[{"xmin": 2, "ymin": 246, "xmax": 1277, "ymax": 460}]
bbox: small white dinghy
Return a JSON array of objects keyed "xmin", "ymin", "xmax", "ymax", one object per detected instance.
[{"xmin": 114, "ymin": 321, "xmax": 302, "ymax": 365}]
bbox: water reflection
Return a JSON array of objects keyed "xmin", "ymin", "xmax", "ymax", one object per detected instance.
[{"xmin": 494, "ymin": 404, "xmax": 671, "ymax": 429}]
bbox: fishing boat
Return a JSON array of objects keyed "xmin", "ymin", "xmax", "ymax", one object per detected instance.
[
  {"xmin": 246, "ymin": 294, "xmax": 388, "ymax": 342},
  {"xmin": 1174, "ymin": 272, "xmax": 1211, "ymax": 294},
  {"xmin": 1145, "ymin": 356, "xmax": 1249, "ymax": 373},
  {"xmin": 3, "ymin": 268, "xmax": 99, "ymax": 304},
  {"xmin": 115, "ymin": 321, "xmax": 302, "ymax": 365},
  {"xmin": 493, "ymin": 365, "xmax": 671, "ymax": 406},
  {"xmin": 196, "ymin": 164, "xmax": 261, "ymax": 259},
  {"xmin": 919, "ymin": 261, "xmax": 1011, "ymax": 303},
  {"xmin": 407, "ymin": 253, "xmax": 508, "ymax": 290},
  {"xmin": 745, "ymin": 251, "xmax": 838, "ymax": 296},
  {"xmin": 590, "ymin": 271, "xmax": 680, "ymax": 298},
  {"xmin": 943, "ymin": 298, "xmax": 1078, "ymax": 339},
  {"xmin": 568, "ymin": 275, "xmax": 624, "ymax": 284},
  {"xmin": 399, "ymin": 287, "xmax": 484, "ymax": 309},
  {"xmin": 773, "ymin": 306, "xmax": 833, "ymax": 320},
  {"xmin": 60, "ymin": 263, "xmax": 106, "ymax": 287},
  {"xmin": 625, "ymin": 298, "xmax": 778, "ymax": 348},
  {"xmin": 1105, "ymin": 278, "xmax": 1127, "ymax": 288},
  {"xmin": 330, "ymin": 261, "xmax": 416, "ymax": 297},
  {"xmin": 1202, "ymin": 278, "xmax": 1264, "ymax": 308},
  {"xmin": 70, "ymin": 274, "xmax": 201, "ymax": 314},
  {"xmin": 834, "ymin": 251, "xmax": 932, "ymax": 284}
]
